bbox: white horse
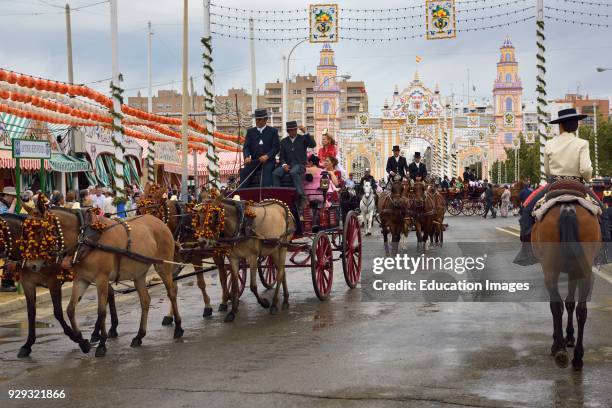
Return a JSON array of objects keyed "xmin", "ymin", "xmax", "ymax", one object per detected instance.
[{"xmin": 359, "ymin": 181, "xmax": 376, "ymax": 236}]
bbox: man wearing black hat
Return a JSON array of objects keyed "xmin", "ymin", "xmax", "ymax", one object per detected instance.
[
  {"xmin": 273, "ymin": 121, "xmax": 316, "ymax": 205},
  {"xmin": 386, "ymin": 145, "xmax": 408, "ymax": 182},
  {"xmin": 462, "ymin": 167, "xmax": 472, "ymax": 184},
  {"xmin": 514, "ymin": 108, "xmax": 611, "ymax": 265},
  {"xmin": 240, "ymin": 108, "xmax": 280, "ymax": 187},
  {"xmin": 408, "ymin": 151, "xmax": 427, "ymax": 181}
]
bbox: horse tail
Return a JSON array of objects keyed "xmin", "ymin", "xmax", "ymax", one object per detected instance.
[{"xmin": 558, "ymin": 204, "xmax": 586, "ymax": 279}]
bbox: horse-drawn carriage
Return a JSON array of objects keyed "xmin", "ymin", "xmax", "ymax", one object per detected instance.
[{"xmin": 442, "ymin": 186, "xmax": 486, "ymax": 216}]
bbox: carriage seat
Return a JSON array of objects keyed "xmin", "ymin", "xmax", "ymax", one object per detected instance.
[
  {"xmin": 545, "ymin": 179, "xmax": 588, "ymax": 201},
  {"xmin": 245, "ymin": 167, "xmax": 293, "ymax": 188}
]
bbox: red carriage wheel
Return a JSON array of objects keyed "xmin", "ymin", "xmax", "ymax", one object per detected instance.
[
  {"xmin": 461, "ymin": 199, "xmax": 475, "ymax": 216},
  {"xmin": 226, "ymin": 259, "xmax": 247, "ymax": 298},
  {"xmin": 342, "ymin": 211, "xmax": 362, "ymax": 288},
  {"xmin": 257, "ymin": 255, "xmax": 277, "ymax": 290},
  {"xmin": 311, "ymin": 231, "xmax": 334, "ymax": 301},
  {"xmin": 473, "ymin": 199, "xmax": 487, "ymax": 216}
]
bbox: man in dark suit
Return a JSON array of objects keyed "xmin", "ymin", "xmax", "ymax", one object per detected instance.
[
  {"xmin": 407, "ymin": 152, "xmax": 427, "ymax": 181},
  {"xmin": 385, "ymin": 145, "xmax": 408, "ymax": 182},
  {"xmin": 240, "ymin": 108, "xmax": 279, "ymax": 187},
  {"xmin": 360, "ymin": 168, "xmax": 377, "ymax": 191},
  {"xmin": 273, "ymin": 121, "xmax": 316, "ymax": 202},
  {"xmin": 462, "ymin": 167, "xmax": 471, "ymax": 183}
]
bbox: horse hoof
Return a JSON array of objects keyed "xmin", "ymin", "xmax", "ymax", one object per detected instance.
[
  {"xmin": 161, "ymin": 316, "xmax": 174, "ymax": 326},
  {"xmin": 95, "ymin": 345, "xmax": 107, "ymax": 358},
  {"xmin": 130, "ymin": 337, "xmax": 142, "ymax": 348},
  {"xmin": 554, "ymin": 350, "xmax": 569, "ymax": 368},
  {"xmin": 203, "ymin": 307, "xmax": 213, "ymax": 318},
  {"xmin": 260, "ymin": 298, "xmax": 270, "ymax": 309},
  {"xmin": 108, "ymin": 328, "xmax": 118, "ymax": 339},
  {"xmin": 79, "ymin": 340, "xmax": 91, "ymax": 354},
  {"xmin": 218, "ymin": 304, "xmax": 228, "ymax": 312},
  {"xmin": 17, "ymin": 346, "xmax": 31, "ymax": 358},
  {"xmin": 565, "ymin": 336, "xmax": 575, "ymax": 348},
  {"xmin": 282, "ymin": 302, "xmax": 290, "ymax": 310},
  {"xmin": 90, "ymin": 332, "xmax": 101, "ymax": 343},
  {"xmin": 224, "ymin": 312, "xmax": 235, "ymax": 323},
  {"xmin": 270, "ymin": 305, "xmax": 278, "ymax": 315},
  {"xmin": 174, "ymin": 326, "xmax": 184, "ymax": 339},
  {"xmin": 571, "ymin": 358, "xmax": 583, "ymax": 371}
]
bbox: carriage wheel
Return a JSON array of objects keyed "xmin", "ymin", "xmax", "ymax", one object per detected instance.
[
  {"xmin": 473, "ymin": 199, "xmax": 487, "ymax": 216},
  {"xmin": 461, "ymin": 200, "xmax": 475, "ymax": 216},
  {"xmin": 342, "ymin": 211, "xmax": 362, "ymax": 288},
  {"xmin": 225, "ymin": 259, "xmax": 247, "ymax": 298},
  {"xmin": 446, "ymin": 199, "xmax": 463, "ymax": 216},
  {"xmin": 257, "ymin": 255, "xmax": 277, "ymax": 290},
  {"xmin": 311, "ymin": 232, "xmax": 334, "ymax": 301}
]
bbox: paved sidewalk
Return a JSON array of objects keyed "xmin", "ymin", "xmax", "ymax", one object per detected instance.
[{"xmin": 0, "ymin": 283, "xmax": 73, "ymax": 316}]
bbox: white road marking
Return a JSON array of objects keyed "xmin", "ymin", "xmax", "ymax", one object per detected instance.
[{"xmin": 496, "ymin": 227, "xmax": 520, "ymax": 237}]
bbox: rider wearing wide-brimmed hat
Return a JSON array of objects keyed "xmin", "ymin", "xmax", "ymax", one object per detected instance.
[{"xmin": 514, "ymin": 108, "xmax": 611, "ymax": 265}]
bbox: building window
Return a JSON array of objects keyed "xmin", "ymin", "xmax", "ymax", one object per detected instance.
[
  {"xmin": 292, "ymin": 89, "xmax": 302, "ymax": 95},
  {"xmin": 505, "ymin": 53, "xmax": 511, "ymax": 62},
  {"xmin": 505, "ymin": 73, "xmax": 512, "ymax": 83},
  {"xmin": 323, "ymin": 101, "xmax": 330, "ymax": 114},
  {"xmin": 504, "ymin": 132, "xmax": 513, "ymax": 143},
  {"xmin": 324, "ymin": 57, "xmax": 329, "ymax": 65},
  {"xmin": 505, "ymin": 97, "xmax": 513, "ymax": 112}
]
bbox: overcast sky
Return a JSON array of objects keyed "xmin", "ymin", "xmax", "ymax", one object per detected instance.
[{"xmin": 2, "ymin": 0, "xmax": 611, "ymax": 113}]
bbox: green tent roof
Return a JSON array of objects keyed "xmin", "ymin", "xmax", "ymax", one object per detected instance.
[{"xmin": 49, "ymin": 153, "xmax": 92, "ymax": 173}]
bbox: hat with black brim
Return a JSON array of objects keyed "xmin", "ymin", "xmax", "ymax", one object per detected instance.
[
  {"xmin": 252, "ymin": 108, "xmax": 268, "ymax": 119},
  {"xmin": 286, "ymin": 120, "xmax": 298, "ymax": 130},
  {"xmin": 549, "ymin": 108, "xmax": 587, "ymax": 124}
]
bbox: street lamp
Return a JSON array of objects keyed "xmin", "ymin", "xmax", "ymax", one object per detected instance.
[
  {"xmin": 283, "ymin": 38, "xmax": 309, "ymax": 137},
  {"xmin": 596, "ymin": 67, "xmax": 611, "ymax": 72}
]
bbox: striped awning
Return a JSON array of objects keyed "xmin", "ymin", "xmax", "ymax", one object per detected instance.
[
  {"xmin": 46, "ymin": 123, "xmax": 71, "ymax": 140},
  {"xmin": 0, "ymin": 149, "xmax": 51, "ymax": 170},
  {"xmin": 0, "ymin": 113, "xmax": 31, "ymax": 140},
  {"xmin": 49, "ymin": 153, "xmax": 92, "ymax": 173},
  {"xmin": 164, "ymin": 152, "xmax": 241, "ymax": 176}
]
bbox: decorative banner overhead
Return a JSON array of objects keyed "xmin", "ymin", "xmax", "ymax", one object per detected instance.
[
  {"xmin": 154, "ymin": 141, "xmax": 180, "ymax": 165},
  {"xmin": 525, "ymin": 131, "xmax": 536, "ymax": 144},
  {"xmin": 309, "ymin": 4, "xmax": 338, "ymax": 43},
  {"xmin": 504, "ymin": 112, "xmax": 515, "ymax": 128},
  {"xmin": 478, "ymin": 130, "xmax": 485, "ymax": 141},
  {"xmin": 357, "ymin": 112, "xmax": 369, "ymax": 128},
  {"xmin": 488, "ymin": 122, "xmax": 497, "ymax": 135},
  {"xmin": 426, "ymin": 0, "xmax": 456, "ymax": 40},
  {"xmin": 512, "ymin": 137, "xmax": 521, "ymax": 150}
]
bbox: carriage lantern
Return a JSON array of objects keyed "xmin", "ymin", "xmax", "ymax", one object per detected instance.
[{"xmin": 320, "ymin": 171, "xmax": 330, "ymax": 192}]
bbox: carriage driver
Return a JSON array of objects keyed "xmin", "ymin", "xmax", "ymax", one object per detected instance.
[
  {"xmin": 408, "ymin": 151, "xmax": 428, "ymax": 181},
  {"xmin": 240, "ymin": 108, "xmax": 280, "ymax": 187},
  {"xmin": 273, "ymin": 121, "xmax": 316, "ymax": 211},
  {"xmin": 514, "ymin": 108, "xmax": 611, "ymax": 265},
  {"xmin": 386, "ymin": 145, "xmax": 408, "ymax": 182}
]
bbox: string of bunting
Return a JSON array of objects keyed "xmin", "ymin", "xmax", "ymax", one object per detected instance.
[
  {"xmin": 545, "ymin": 6, "xmax": 610, "ymax": 18},
  {"xmin": 553, "ymin": 0, "xmax": 611, "ymax": 6},
  {"xmin": 545, "ymin": 15, "xmax": 610, "ymax": 27}
]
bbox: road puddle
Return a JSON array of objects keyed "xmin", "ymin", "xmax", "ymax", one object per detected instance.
[{"xmin": 1, "ymin": 321, "xmax": 54, "ymax": 329}]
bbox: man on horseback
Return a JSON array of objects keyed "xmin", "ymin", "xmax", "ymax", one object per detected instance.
[
  {"xmin": 240, "ymin": 108, "xmax": 280, "ymax": 187},
  {"xmin": 386, "ymin": 145, "xmax": 408, "ymax": 183},
  {"xmin": 408, "ymin": 152, "xmax": 428, "ymax": 182},
  {"xmin": 514, "ymin": 108, "xmax": 611, "ymax": 265},
  {"xmin": 360, "ymin": 168, "xmax": 377, "ymax": 191}
]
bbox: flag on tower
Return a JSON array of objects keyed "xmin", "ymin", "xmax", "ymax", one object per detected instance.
[{"xmin": 415, "ymin": 56, "xmax": 422, "ymax": 63}]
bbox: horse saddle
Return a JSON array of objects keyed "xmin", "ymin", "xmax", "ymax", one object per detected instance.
[{"xmin": 545, "ymin": 179, "xmax": 588, "ymax": 201}]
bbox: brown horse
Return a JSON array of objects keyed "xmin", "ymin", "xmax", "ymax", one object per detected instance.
[
  {"xmin": 25, "ymin": 204, "xmax": 182, "ymax": 357},
  {"xmin": 493, "ymin": 180, "xmax": 524, "ymax": 210},
  {"xmin": 426, "ymin": 185, "xmax": 446, "ymax": 246},
  {"xmin": 138, "ymin": 184, "xmax": 215, "ymax": 323},
  {"xmin": 191, "ymin": 196, "xmax": 295, "ymax": 322},
  {"xmin": 2, "ymin": 212, "xmax": 119, "ymax": 358},
  {"xmin": 531, "ymin": 202, "xmax": 601, "ymax": 371},
  {"xmin": 406, "ymin": 180, "xmax": 435, "ymax": 251},
  {"xmin": 377, "ymin": 180, "xmax": 409, "ymax": 255}
]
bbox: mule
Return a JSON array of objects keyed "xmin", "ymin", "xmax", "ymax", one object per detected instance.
[
  {"xmin": 25, "ymin": 203, "xmax": 182, "ymax": 357},
  {"xmin": 532, "ymin": 198, "xmax": 601, "ymax": 371},
  {"xmin": 196, "ymin": 196, "xmax": 295, "ymax": 322},
  {"xmin": 426, "ymin": 185, "xmax": 446, "ymax": 246}
]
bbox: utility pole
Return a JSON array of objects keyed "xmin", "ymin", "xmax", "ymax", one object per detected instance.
[
  {"xmin": 191, "ymin": 76, "xmax": 199, "ymax": 196},
  {"xmin": 593, "ymin": 102, "xmax": 599, "ymax": 177},
  {"xmin": 64, "ymin": 3, "xmax": 74, "ymax": 196},
  {"xmin": 536, "ymin": 0, "xmax": 547, "ymax": 184},
  {"xmin": 282, "ymin": 55, "xmax": 287, "ymax": 138},
  {"xmin": 147, "ymin": 21, "xmax": 153, "ymax": 112},
  {"xmin": 249, "ymin": 18, "xmax": 257, "ymax": 126},
  {"xmin": 180, "ymin": 0, "xmax": 189, "ymax": 200}
]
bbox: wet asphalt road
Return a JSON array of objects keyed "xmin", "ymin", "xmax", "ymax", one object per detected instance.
[{"xmin": 1, "ymin": 215, "xmax": 612, "ymax": 408}]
